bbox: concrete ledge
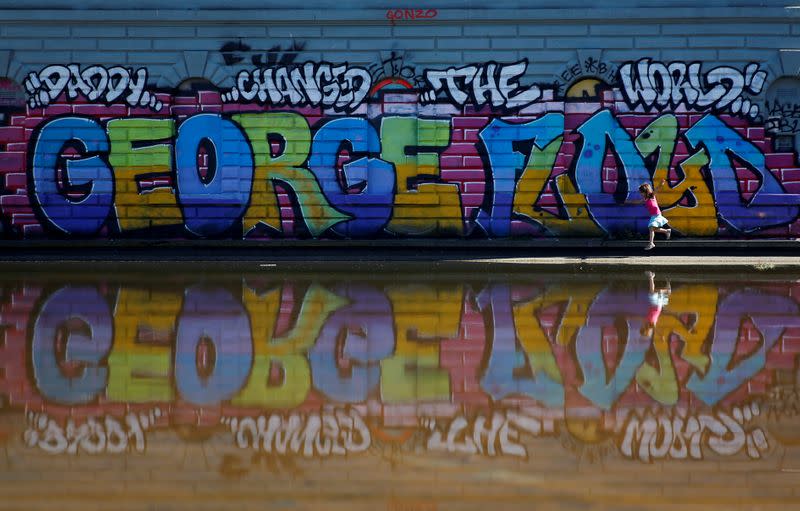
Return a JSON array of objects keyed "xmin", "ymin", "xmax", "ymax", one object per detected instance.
[
  {"xmin": 0, "ymin": 238, "xmax": 799, "ymax": 250},
  {"xmin": 0, "ymin": 242, "xmax": 798, "ymax": 276}
]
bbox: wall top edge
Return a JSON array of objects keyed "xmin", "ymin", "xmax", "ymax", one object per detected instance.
[{"xmin": 0, "ymin": 7, "xmax": 797, "ymax": 23}]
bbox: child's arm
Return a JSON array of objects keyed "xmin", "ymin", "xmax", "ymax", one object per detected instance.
[{"xmin": 654, "ymin": 179, "xmax": 667, "ymax": 192}]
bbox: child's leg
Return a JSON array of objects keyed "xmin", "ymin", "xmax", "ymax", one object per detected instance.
[
  {"xmin": 655, "ymin": 227, "xmax": 671, "ymax": 239},
  {"xmin": 646, "ymin": 227, "xmax": 656, "ymax": 249}
]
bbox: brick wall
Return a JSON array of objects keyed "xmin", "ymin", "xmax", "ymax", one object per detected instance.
[{"xmin": 0, "ymin": 3, "xmax": 799, "ymax": 241}]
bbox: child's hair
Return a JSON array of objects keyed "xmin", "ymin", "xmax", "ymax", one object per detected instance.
[{"xmin": 639, "ymin": 183, "xmax": 655, "ymax": 199}]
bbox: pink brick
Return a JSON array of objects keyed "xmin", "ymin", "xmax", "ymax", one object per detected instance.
[
  {"xmin": 446, "ymin": 142, "xmax": 478, "ymax": 155},
  {"xmin": 72, "ymin": 104, "xmax": 129, "ymax": 116},
  {"xmin": 452, "ymin": 117, "xmax": 488, "ymax": 129},
  {"xmin": 442, "ymin": 169, "xmax": 484, "ymax": 181},
  {"xmin": 22, "ymin": 117, "xmax": 44, "ymax": 129},
  {"xmin": 748, "ymin": 127, "xmax": 765, "ymax": 139},
  {"xmin": 5, "ymin": 143, "xmax": 26, "ymax": 153},
  {"xmin": 440, "ymin": 155, "xmax": 463, "ymax": 167},
  {"xmin": 0, "ymin": 152, "xmax": 25, "ymax": 172},
  {"xmin": 462, "ymin": 156, "xmax": 484, "ymax": 168},
  {"xmin": 0, "ymin": 127, "xmax": 25, "ymax": 143},
  {"xmin": 198, "ymin": 91, "xmax": 222, "ymax": 105},
  {"xmin": 173, "ymin": 96, "xmax": 198, "ymax": 105},
  {"xmin": 42, "ymin": 105, "xmax": 73, "ymax": 116},
  {"xmin": 4, "ymin": 173, "xmax": 26, "ymax": 189},
  {"xmin": 221, "ymin": 103, "xmax": 263, "ymax": 113},
  {"xmin": 719, "ymin": 115, "xmax": 748, "ymax": 128},
  {"xmin": 618, "ymin": 115, "xmax": 657, "ymax": 129},
  {"xmin": 170, "ymin": 105, "xmax": 200, "ymax": 117},
  {"xmin": 439, "ymin": 350, "xmax": 464, "ymax": 367},
  {"xmin": 463, "ymin": 182, "xmax": 485, "ymax": 194},
  {"xmin": 766, "ymin": 153, "xmax": 796, "ymax": 168},
  {"xmin": 1, "ymin": 194, "xmax": 29, "ymax": 206},
  {"xmin": 13, "ymin": 213, "xmax": 37, "ymax": 223}
]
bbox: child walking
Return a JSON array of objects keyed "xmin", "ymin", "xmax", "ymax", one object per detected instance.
[{"xmin": 635, "ymin": 179, "xmax": 671, "ymax": 250}]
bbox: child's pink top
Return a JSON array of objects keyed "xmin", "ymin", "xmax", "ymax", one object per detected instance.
[
  {"xmin": 644, "ymin": 197, "xmax": 660, "ymax": 216},
  {"xmin": 647, "ymin": 305, "xmax": 662, "ymax": 325}
]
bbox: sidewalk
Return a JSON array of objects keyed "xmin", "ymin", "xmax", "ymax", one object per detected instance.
[{"xmin": 0, "ymin": 238, "xmax": 799, "ymax": 275}]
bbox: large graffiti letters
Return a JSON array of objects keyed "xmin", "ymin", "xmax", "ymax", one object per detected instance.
[{"xmin": 8, "ymin": 57, "xmax": 800, "ymax": 240}]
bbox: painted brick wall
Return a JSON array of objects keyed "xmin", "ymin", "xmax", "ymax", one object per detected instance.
[{"xmin": 0, "ymin": 3, "xmax": 799, "ymax": 241}]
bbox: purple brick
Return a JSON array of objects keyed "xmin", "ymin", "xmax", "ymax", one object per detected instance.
[
  {"xmin": 22, "ymin": 117, "xmax": 44, "ymax": 129},
  {"xmin": 452, "ymin": 117, "xmax": 489, "ymax": 129},
  {"xmin": 766, "ymin": 153, "xmax": 796, "ymax": 168},
  {"xmin": 1, "ymin": 194, "xmax": 29, "ymax": 206},
  {"xmin": 221, "ymin": 103, "xmax": 263, "ymax": 113},
  {"xmin": 462, "ymin": 156, "xmax": 484, "ymax": 169},
  {"xmin": 198, "ymin": 91, "xmax": 222, "ymax": 105},
  {"xmin": 173, "ymin": 96, "xmax": 199, "ymax": 105},
  {"xmin": 4, "ymin": 173, "xmax": 26, "ymax": 189},
  {"xmin": 42, "ymin": 105, "xmax": 72, "ymax": 116},
  {"xmin": 170, "ymin": 105, "xmax": 200, "ymax": 117},
  {"xmin": 463, "ymin": 182, "xmax": 485, "ymax": 194},
  {"xmin": 73, "ymin": 104, "xmax": 128, "ymax": 116},
  {"xmin": 440, "ymin": 155, "xmax": 463, "ymax": 168},
  {"xmin": 463, "ymin": 129, "xmax": 480, "ymax": 141},
  {"xmin": 447, "ymin": 143, "xmax": 478, "ymax": 156},
  {"xmin": 0, "ymin": 153, "xmax": 25, "ymax": 172},
  {"xmin": 440, "ymin": 169, "xmax": 485, "ymax": 181},
  {"xmin": 0, "ymin": 127, "xmax": 25, "ymax": 143}
]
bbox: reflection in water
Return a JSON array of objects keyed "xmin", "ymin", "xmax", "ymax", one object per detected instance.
[{"xmin": 1, "ymin": 271, "xmax": 800, "ymax": 509}]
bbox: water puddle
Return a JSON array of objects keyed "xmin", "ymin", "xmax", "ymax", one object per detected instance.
[{"xmin": 0, "ymin": 269, "xmax": 797, "ymax": 510}]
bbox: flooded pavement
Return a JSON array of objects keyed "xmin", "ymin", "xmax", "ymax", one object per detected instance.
[{"xmin": 0, "ymin": 268, "xmax": 798, "ymax": 510}]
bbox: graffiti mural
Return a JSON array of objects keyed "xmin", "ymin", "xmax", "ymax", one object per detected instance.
[
  {"xmin": 0, "ymin": 57, "xmax": 799, "ymax": 240},
  {"xmin": 1, "ymin": 272, "xmax": 799, "ymax": 466}
]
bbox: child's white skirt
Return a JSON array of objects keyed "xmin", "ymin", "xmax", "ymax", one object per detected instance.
[{"xmin": 648, "ymin": 214, "xmax": 668, "ymax": 229}]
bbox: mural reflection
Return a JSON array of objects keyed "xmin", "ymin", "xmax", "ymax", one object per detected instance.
[{"xmin": 0, "ymin": 271, "xmax": 798, "ymax": 509}]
